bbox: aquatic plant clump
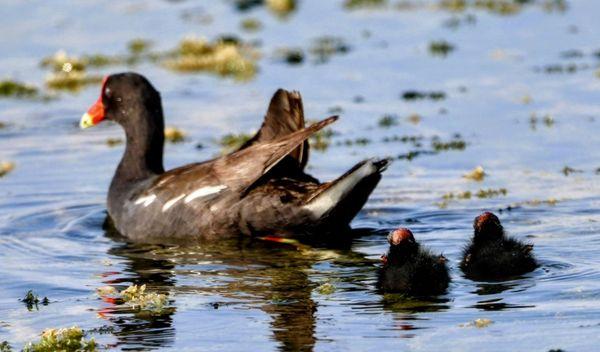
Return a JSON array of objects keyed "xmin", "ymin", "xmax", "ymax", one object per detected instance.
[
  {"xmin": 164, "ymin": 126, "xmax": 186, "ymax": 143},
  {"xmin": 0, "ymin": 80, "xmax": 39, "ymax": 98},
  {"xmin": 0, "ymin": 162, "xmax": 15, "ymax": 178},
  {"xmin": 41, "ymin": 51, "xmax": 103, "ymax": 91},
  {"xmin": 219, "ymin": 132, "xmax": 253, "ymax": 153},
  {"xmin": 163, "ymin": 37, "xmax": 257, "ymax": 80},
  {"xmin": 121, "ymin": 284, "xmax": 168, "ymax": 312},
  {"xmin": 23, "ymin": 326, "xmax": 96, "ymax": 352},
  {"xmin": 343, "ymin": 0, "xmax": 387, "ymax": 9}
]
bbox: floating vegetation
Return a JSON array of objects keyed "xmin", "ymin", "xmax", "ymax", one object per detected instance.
[
  {"xmin": 0, "ymin": 341, "xmax": 11, "ymax": 352},
  {"xmin": 460, "ymin": 318, "xmax": 493, "ymax": 328},
  {"xmin": 529, "ymin": 113, "xmax": 554, "ymax": 130},
  {"xmin": 105, "ymin": 138, "xmax": 123, "ymax": 147},
  {"xmin": 443, "ymin": 14, "xmax": 477, "ymax": 29},
  {"xmin": 163, "ymin": 37, "xmax": 257, "ymax": 80},
  {"xmin": 401, "ymin": 90, "xmax": 446, "ymax": 101},
  {"xmin": 315, "ymin": 282, "xmax": 336, "ymax": 295},
  {"xmin": 0, "ymin": 80, "xmax": 39, "ymax": 98},
  {"xmin": 240, "ymin": 18, "xmax": 263, "ymax": 32},
  {"xmin": 431, "ymin": 134, "xmax": 466, "ymax": 151},
  {"xmin": 96, "ymin": 286, "xmax": 118, "ymax": 296},
  {"xmin": 562, "ymin": 166, "xmax": 583, "ymax": 176},
  {"xmin": 21, "ymin": 290, "xmax": 49, "ymax": 311},
  {"xmin": 383, "ymin": 134, "xmax": 424, "ymax": 147},
  {"xmin": 439, "ymin": 0, "xmax": 566, "ymax": 15},
  {"xmin": 120, "ymin": 284, "xmax": 168, "ymax": 312},
  {"xmin": 378, "ymin": 114, "xmax": 399, "ymax": 128},
  {"xmin": 234, "ymin": 0, "xmax": 264, "ymax": 12},
  {"xmin": 463, "ymin": 166, "xmax": 486, "ymax": 181},
  {"xmin": 219, "ymin": 132, "xmax": 253, "ymax": 153},
  {"xmin": 127, "ymin": 38, "xmax": 152, "ymax": 55},
  {"xmin": 23, "ymin": 326, "xmax": 96, "ymax": 352},
  {"xmin": 343, "ymin": 0, "xmax": 387, "ymax": 9},
  {"xmin": 0, "ymin": 162, "xmax": 15, "ymax": 178},
  {"xmin": 164, "ymin": 126, "xmax": 186, "ymax": 143},
  {"xmin": 428, "ymin": 40, "xmax": 455, "ymax": 57},
  {"xmin": 328, "ymin": 106, "xmax": 344, "ymax": 114},
  {"xmin": 407, "ymin": 113, "xmax": 421, "ymax": 124},
  {"xmin": 476, "ymin": 188, "xmax": 507, "ymax": 198},
  {"xmin": 309, "ymin": 127, "xmax": 335, "ymax": 151},
  {"xmin": 266, "ymin": 0, "xmax": 297, "ymax": 16},
  {"xmin": 337, "ymin": 138, "xmax": 371, "ymax": 146},
  {"xmin": 437, "ymin": 188, "xmax": 507, "ymax": 208},
  {"xmin": 398, "ymin": 150, "xmax": 435, "ymax": 161},
  {"xmin": 534, "ymin": 63, "xmax": 591, "ymax": 74},
  {"xmin": 41, "ymin": 51, "xmax": 103, "ymax": 91},
  {"xmin": 309, "ymin": 36, "xmax": 350, "ymax": 63},
  {"xmin": 274, "ymin": 47, "xmax": 304, "ymax": 65}
]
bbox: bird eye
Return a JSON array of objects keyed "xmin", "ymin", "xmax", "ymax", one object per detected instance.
[{"xmin": 104, "ymin": 87, "xmax": 111, "ymax": 97}]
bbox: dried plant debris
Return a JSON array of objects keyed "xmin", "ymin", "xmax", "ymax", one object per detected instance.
[
  {"xmin": 0, "ymin": 80, "xmax": 39, "ymax": 98},
  {"xmin": 378, "ymin": 114, "xmax": 399, "ymax": 128},
  {"xmin": 219, "ymin": 132, "xmax": 253, "ymax": 154},
  {"xmin": 429, "ymin": 40, "xmax": 455, "ymax": 57},
  {"xmin": 438, "ymin": 0, "xmax": 567, "ymax": 15},
  {"xmin": 344, "ymin": 0, "xmax": 387, "ymax": 9},
  {"xmin": 315, "ymin": 282, "xmax": 336, "ymax": 295},
  {"xmin": 21, "ymin": 290, "xmax": 49, "ymax": 311},
  {"xmin": 401, "ymin": 90, "xmax": 446, "ymax": 101},
  {"xmin": 23, "ymin": 326, "xmax": 96, "ymax": 352},
  {"xmin": 460, "ymin": 318, "xmax": 493, "ymax": 328},
  {"xmin": 0, "ymin": 162, "xmax": 15, "ymax": 177},
  {"xmin": 163, "ymin": 36, "xmax": 257, "ymax": 80},
  {"xmin": 240, "ymin": 18, "xmax": 263, "ymax": 32},
  {"xmin": 164, "ymin": 126, "xmax": 186, "ymax": 143},
  {"xmin": 274, "ymin": 47, "xmax": 304, "ymax": 65},
  {"xmin": 309, "ymin": 36, "xmax": 350, "ymax": 63},
  {"xmin": 266, "ymin": 0, "xmax": 297, "ymax": 16},
  {"xmin": 463, "ymin": 166, "xmax": 486, "ymax": 181},
  {"xmin": 120, "ymin": 284, "xmax": 168, "ymax": 312}
]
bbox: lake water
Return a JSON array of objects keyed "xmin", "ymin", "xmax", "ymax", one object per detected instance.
[{"xmin": 1, "ymin": 0, "xmax": 600, "ymax": 351}]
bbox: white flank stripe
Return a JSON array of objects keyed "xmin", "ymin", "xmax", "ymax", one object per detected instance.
[
  {"xmin": 184, "ymin": 185, "xmax": 227, "ymax": 203},
  {"xmin": 162, "ymin": 194, "xmax": 185, "ymax": 212},
  {"xmin": 134, "ymin": 194, "xmax": 156, "ymax": 207}
]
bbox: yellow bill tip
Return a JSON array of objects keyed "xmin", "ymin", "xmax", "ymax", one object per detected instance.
[{"xmin": 80, "ymin": 112, "xmax": 94, "ymax": 129}]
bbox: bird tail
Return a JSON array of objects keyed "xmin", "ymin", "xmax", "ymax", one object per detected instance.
[{"xmin": 303, "ymin": 158, "xmax": 391, "ymax": 226}]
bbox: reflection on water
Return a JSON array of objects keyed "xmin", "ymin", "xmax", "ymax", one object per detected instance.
[{"xmin": 3, "ymin": 0, "xmax": 600, "ymax": 351}]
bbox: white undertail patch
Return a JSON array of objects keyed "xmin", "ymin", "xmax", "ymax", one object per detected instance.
[
  {"xmin": 303, "ymin": 161, "xmax": 377, "ymax": 218},
  {"xmin": 134, "ymin": 194, "xmax": 156, "ymax": 207},
  {"xmin": 162, "ymin": 194, "xmax": 185, "ymax": 212},
  {"xmin": 184, "ymin": 185, "xmax": 227, "ymax": 203}
]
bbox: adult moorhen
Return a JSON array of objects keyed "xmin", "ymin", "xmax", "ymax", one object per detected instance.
[
  {"xmin": 377, "ymin": 228, "xmax": 450, "ymax": 296},
  {"xmin": 81, "ymin": 72, "xmax": 389, "ymax": 241},
  {"xmin": 460, "ymin": 212, "xmax": 537, "ymax": 280}
]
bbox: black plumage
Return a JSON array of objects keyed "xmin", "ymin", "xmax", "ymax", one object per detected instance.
[
  {"xmin": 377, "ymin": 228, "xmax": 449, "ymax": 296},
  {"xmin": 81, "ymin": 72, "xmax": 389, "ymax": 241},
  {"xmin": 460, "ymin": 212, "xmax": 537, "ymax": 280}
]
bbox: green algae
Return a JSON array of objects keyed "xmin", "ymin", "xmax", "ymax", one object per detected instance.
[
  {"xmin": 219, "ymin": 132, "xmax": 253, "ymax": 153},
  {"xmin": 0, "ymin": 80, "xmax": 38, "ymax": 98},
  {"xmin": 431, "ymin": 135, "xmax": 466, "ymax": 151},
  {"xmin": 275, "ymin": 47, "xmax": 305, "ymax": 65},
  {"xmin": 344, "ymin": 0, "xmax": 387, "ymax": 9},
  {"xmin": 163, "ymin": 37, "xmax": 257, "ymax": 80},
  {"xmin": 378, "ymin": 114, "xmax": 399, "ymax": 128},
  {"xmin": 309, "ymin": 36, "xmax": 350, "ymax": 63},
  {"xmin": 241, "ymin": 18, "xmax": 263, "ymax": 32},
  {"xmin": 429, "ymin": 40, "xmax": 455, "ymax": 57},
  {"xmin": 23, "ymin": 326, "xmax": 96, "ymax": 352}
]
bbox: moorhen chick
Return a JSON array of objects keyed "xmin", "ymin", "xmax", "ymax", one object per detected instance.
[
  {"xmin": 377, "ymin": 228, "xmax": 450, "ymax": 296},
  {"xmin": 460, "ymin": 212, "xmax": 537, "ymax": 280},
  {"xmin": 80, "ymin": 72, "xmax": 389, "ymax": 241}
]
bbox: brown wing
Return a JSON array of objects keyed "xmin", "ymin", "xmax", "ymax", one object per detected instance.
[
  {"xmin": 147, "ymin": 116, "xmax": 338, "ymax": 198},
  {"xmin": 240, "ymin": 89, "xmax": 309, "ymax": 169}
]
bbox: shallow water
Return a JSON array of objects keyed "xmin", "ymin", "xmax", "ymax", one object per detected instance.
[{"xmin": 2, "ymin": 0, "xmax": 600, "ymax": 351}]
